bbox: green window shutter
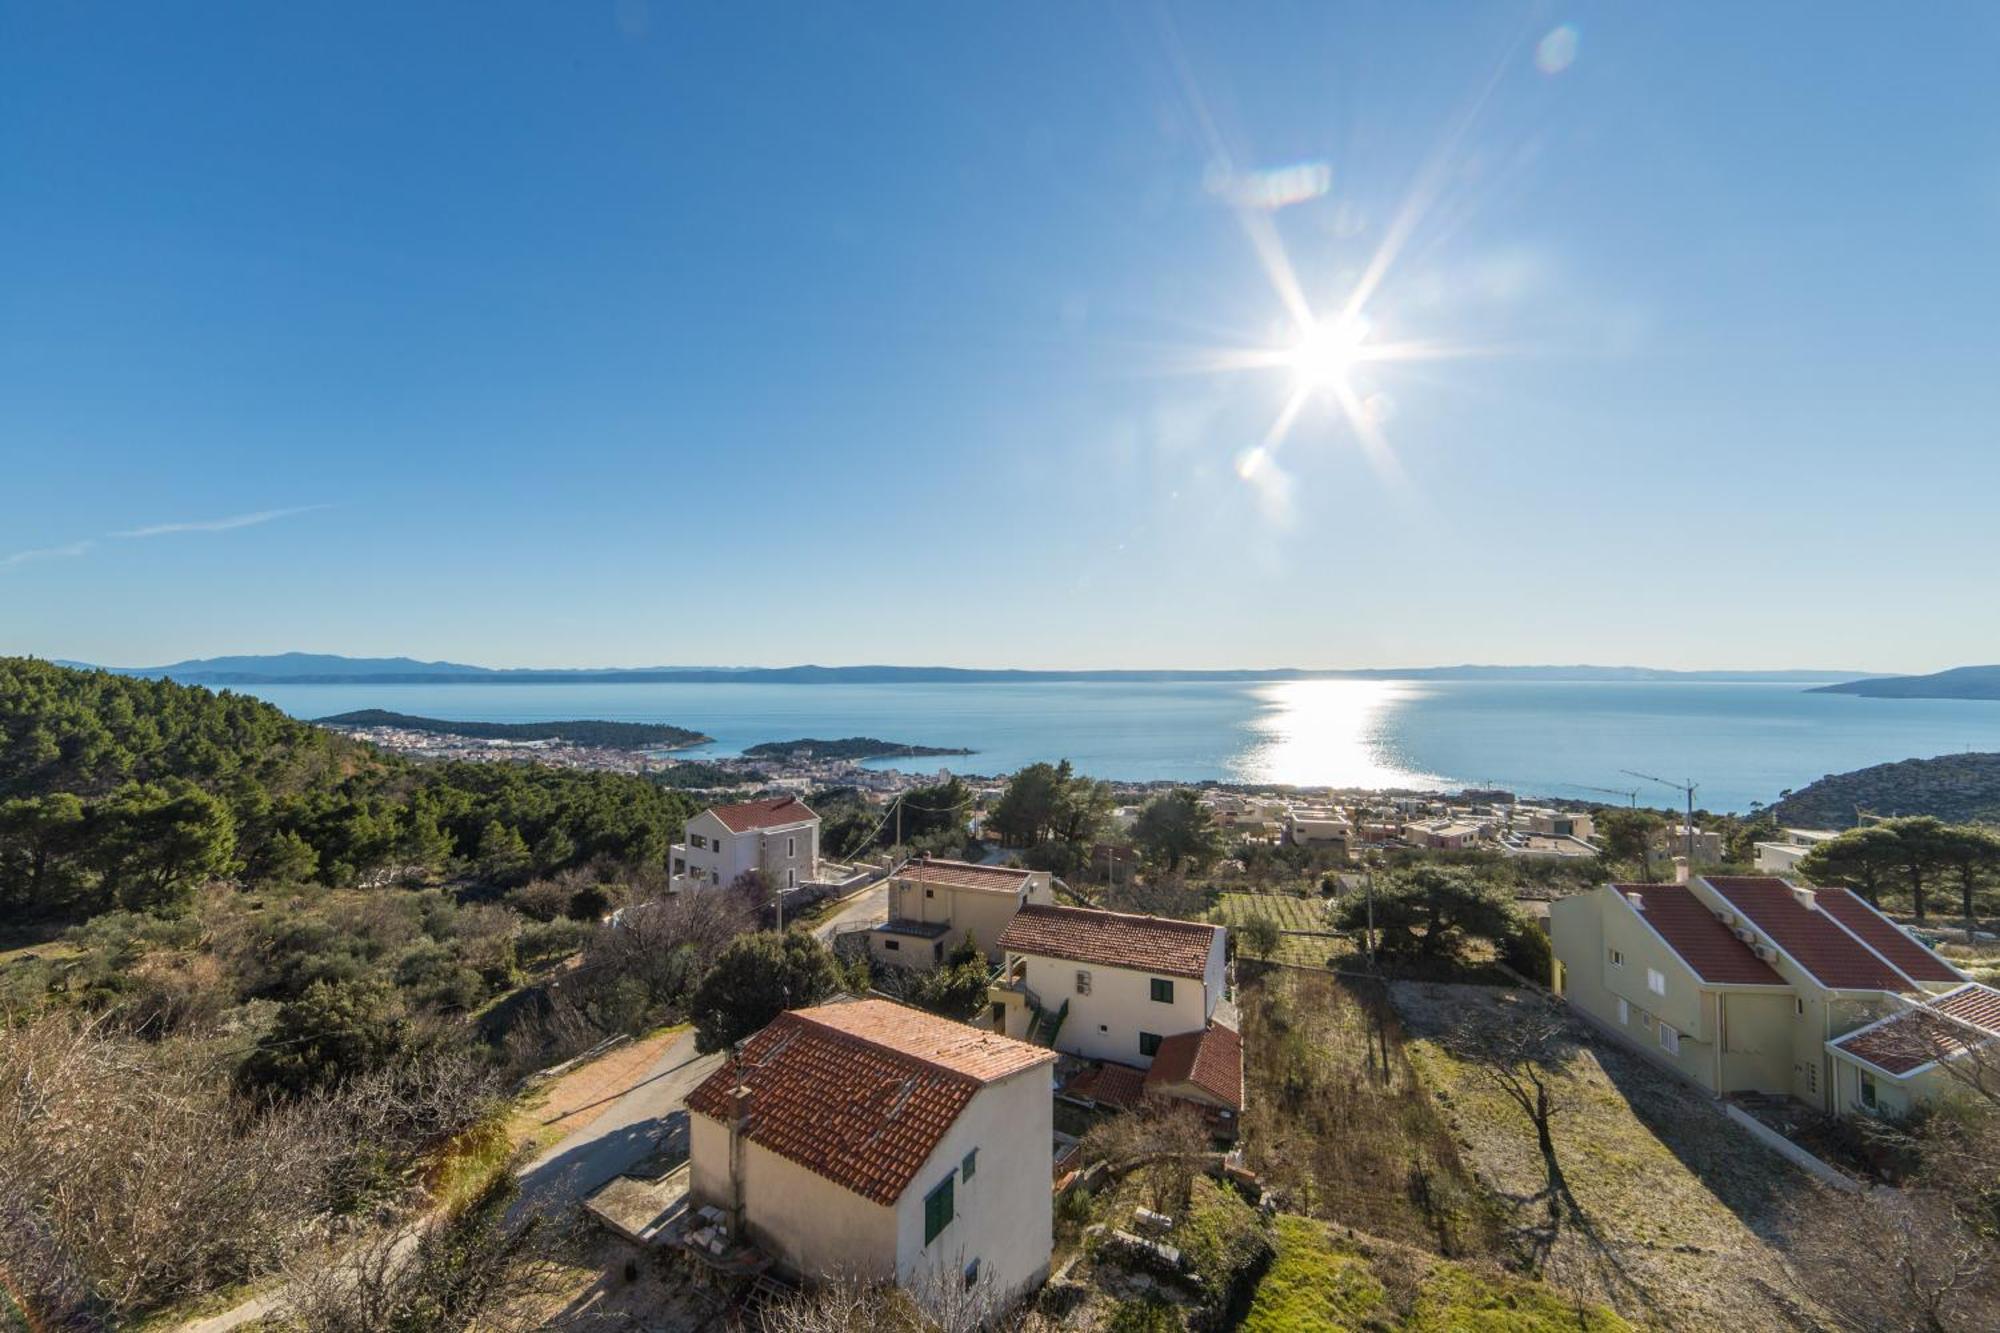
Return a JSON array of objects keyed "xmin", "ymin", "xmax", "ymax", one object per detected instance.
[
  {"xmin": 1150, "ymin": 977, "xmax": 1174, "ymax": 1004},
  {"xmin": 1139, "ymin": 1031, "xmax": 1162, "ymax": 1058},
  {"xmin": 924, "ymin": 1174, "xmax": 955, "ymax": 1245},
  {"xmin": 962, "ymin": 1148, "xmax": 977, "ymax": 1182}
]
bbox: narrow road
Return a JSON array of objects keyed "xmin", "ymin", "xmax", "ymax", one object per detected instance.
[
  {"xmin": 810, "ymin": 879, "xmax": 887, "ymax": 943},
  {"xmin": 181, "ymin": 1032, "xmax": 723, "ymax": 1333}
]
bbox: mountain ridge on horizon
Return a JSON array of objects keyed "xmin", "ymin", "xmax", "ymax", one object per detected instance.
[{"xmin": 41, "ymin": 652, "xmax": 1888, "ymax": 687}]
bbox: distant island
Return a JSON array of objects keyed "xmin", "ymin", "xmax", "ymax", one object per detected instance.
[
  {"xmin": 1811, "ymin": 665, "xmax": 2000, "ymax": 701},
  {"xmin": 63, "ymin": 652, "xmax": 1883, "ymax": 687},
  {"xmin": 741, "ymin": 737, "xmax": 975, "ymax": 762},
  {"xmin": 1767, "ymin": 751, "xmax": 2000, "ymax": 828},
  {"xmin": 314, "ymin": 710, "xmax": 710, "ymax": 750}
]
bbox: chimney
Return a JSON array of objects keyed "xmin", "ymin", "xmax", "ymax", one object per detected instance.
[
  {"xmin": 724, "ymin": 1084, "xmax": 753, "ymax": 1234},
  {"xmin": 1671, "ymin": 855, "xmax": 1690, "ymax": 885},
  {"xmin": 1792, "ymin": 885, "xmax": 1818, "ymax": 910},
  {"xmin": 1625, "ymin": 891, "xmax": 1646, "ymax": 909}
]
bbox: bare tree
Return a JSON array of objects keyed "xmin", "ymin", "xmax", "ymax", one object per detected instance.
[
  {"xmin": 1789, "ymin": 1188, "xmax": 1998, "ymax": 1333},
  {"xmin": 1436, "ymin": 991, "xmax": 1580, "ymax": 1242},
  {"xmin": 758, "ymin": 1263, "xmax": 1017, "ymax": 1333},
  {"xmin": 1075, "ymin": 1100, "xmax": 1212, "ymax": 1215}
]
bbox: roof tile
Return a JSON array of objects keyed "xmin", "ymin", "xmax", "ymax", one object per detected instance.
[
  {"xmin": 1145, "ymin": 1023, "xmax": 1244, "ymax": 1111},
  {"xmin": 1615, "ymin": 883, "xmax": 1784, "ymax": 986},
  {"xmin": 1812, "ymin": 888, "xmax": 1961, "ymax": 985},
  {"xmin": 684, "ymin": 999, "xmax": 1051, "ymax": 1206},
  {"xmin": 1703, "ymin": 876, "xmax": 1913, "ymax": 992},
  {"xmin": 998, "ymin": 904, "xmax": 1218, "ymax": 980},
  {"xmin": 895, "ymin": 858, "xmax": 1036, "ymax": 892},
  {"xmin": 707, "ymin": 797, "xmax": 817, "ymax": 833},
  {"xmin": 1832, "ymin": 983, "xmax": 2000, "ymax": 1076}
]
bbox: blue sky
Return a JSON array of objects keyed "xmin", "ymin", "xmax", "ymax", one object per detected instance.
[{"xmin": 4, "ymin": 2, "xmax": 1998, "ymax": 672}]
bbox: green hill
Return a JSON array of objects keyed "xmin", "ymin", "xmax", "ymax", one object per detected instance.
[
  {"xmin": 316, "ymin": 709, "xmax": 708, "ymax": 749},
  {"xmin": 741, "ymin": 736, "xmax": 972, "ymax": 761},
  {"xmin": 1768, "ymin": 751, "xmax": 2000, "ymax": 827}
]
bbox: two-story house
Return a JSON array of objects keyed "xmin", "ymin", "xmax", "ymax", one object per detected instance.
[
  {"xmin": 868, "ymin": 857, "xmax": 1051, "ymax": 969},
  {"xmin": 669, "ymin": 797, "xmax": 819, "ymax": 895},
  {"xmin": 991, "ymin": 904, "xmax": 1227, "ymax": 1067},
  {"xmin": 1550, "ymin": 874, "xmax": 1968, "ymax": 1115},
  {"xmin": 684, "ymin": 998, "xmax": 1055, "ymax": 1305}
]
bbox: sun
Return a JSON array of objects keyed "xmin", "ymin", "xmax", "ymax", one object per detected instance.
[{"xmin": 1284, "ymin": 315, "xmax": 1371, "ymax": 390}]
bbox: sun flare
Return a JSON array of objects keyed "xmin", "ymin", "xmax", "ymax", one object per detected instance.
[{"xmin": 1285, "ymin": 315, "xmax": 1371, "ymax": 390}]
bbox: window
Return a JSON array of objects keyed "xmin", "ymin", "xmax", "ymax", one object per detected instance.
[
  {"xmin": 787, "ymin": 836, "xmax": 796, "ymax": 857},
  {"xmin": 885, "ymin": 939, "xmax": 900, "ymax": 952},
  {"xmin": 925, "ymin": 887, "xmax": 935, "ymax": 898},
  {"xmin": 1617, "ymin": 997, "xmax": 1630, "ymax": 1025},
  {"xmin": 1150, "ymin": 978, "xmax": 1174, "ymax": 1004},
  {"xmin": 923, "ymin": 1175, "xmax": 954, "ymax": 1245},
  {"xmin": 1139, "ymin": 1031, "xmax": 1162, "ymax": 1058},
  {"xmin": 1609, "ymin": 948, "xmax": 1623, "ymax": 967},
  {"xmin": 1794, "ymin": 997, "xmax": 1806, "ymax": 1018},
  {"xmin": 933, "ymin": 942, "xmax": 944, "ymax": 962},
  {"xmin": 1646, "ymin": 967, "xmax": 1666, "ymax": 997},
  {"xmin": 961, "ymin": 1149, "xmax": 977, "ymax": 1182},
  {"xmin": 1075, "ymin": 970, "xmax": 1092, "ymax": 995},
  {"xmin": 673, "ymin": 858, "xmax": 685, "ymax": 876},
  {"xmin": 691, "ymin": 834, "xmax": 706, "ymax": 850},
  {"xmin": 1098, "ymin": 1024, "xmax": 1108, "ymax": 1033},
  {"xmin": 1860, "ymin": 1072, "xmax": 1878, "ymax": 1110},
  {"xmin": 786, "ymin": 868, "xmax": 796, "ymax": 888},
  {"xmin": 1659, "ymin": 1023, "xmax": 1680, "ymax": 1055},
  {"xmin": 963, "ymin": 1258, "xmax": 980, "ymax": 1289}
]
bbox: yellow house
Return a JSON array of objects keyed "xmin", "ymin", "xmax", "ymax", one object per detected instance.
[
  {"xmin": 868, "ymin": 857, "xmax": 1051, "ymax": 969},
  {"xmin": 1551, "ymin": 875, "xmax": 1967, "ymax": 1114},
  {"xmin": 1828, "ymin": 982, "xmax": 2000, "ymax": 1117}
]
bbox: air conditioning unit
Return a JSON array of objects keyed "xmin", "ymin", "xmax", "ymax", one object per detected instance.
[
  {"xmin": 1734, "ymin": 928, "xmax": 1756, "ymax": 944},
  {"xmin": 1753, "ymin": 944, "xmax": 1777, "ymax": 962}
]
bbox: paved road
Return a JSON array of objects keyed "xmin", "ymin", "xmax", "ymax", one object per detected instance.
[
  {"xmin": 810, "ymin": 880, "xmax": 887, "ymax": 943},
  {"xmin": 182, "ymin": 1032, "xmax": 723, "ymax": 1332},
  {"xmin": 511, "ymin": 1030, "xmax": 721, "ymax": 1220}
]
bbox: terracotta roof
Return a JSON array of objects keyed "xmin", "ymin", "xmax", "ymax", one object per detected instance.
[
  {"xmin": 706, "ymin": 797, "xmax": 817, "ymax": 833},
  {"xmin": 684, "ymin": 999, "xmax": 1052, "ymax": 1206},
  {"xmin": 1066, "ymin": 1061, "xmax": 1147, "ymax": 1110},
  {"xmin": 1145, "ymin": 1023, "xmax": 1244, "ymax": 1111},
  {"xmin": 1615, "ymin": 884, "xmax": 1784, "ymax": 986},
  {"xmin": 895, "ymin": 858, "xmax": 1035, "ymax": 892},
  {"xmin": 1812, "ymin": 888, "xmax": 1962, "ymax": 985},
  {"xmin": 998, "ymin": 904, "xmax": 1219, "ymax": 979},
  {"xmin": 1832, "ymin": 983, "xmax": 2000, "ymax": 1076},
  {"xmin": 1702, "ymin": 877, "xmax": 1913, "ymax": 993}
]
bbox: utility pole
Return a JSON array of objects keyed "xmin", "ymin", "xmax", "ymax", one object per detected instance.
[{"xmin": 1365, "ymin": 869, "xmax": 1376, "ymax": 964}]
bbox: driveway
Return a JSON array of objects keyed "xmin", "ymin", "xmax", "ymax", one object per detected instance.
[
  {"xmin": 181, "ymin": 1032, "xmax": 724, "ymax": 1332},
  {"xmin": 810, "ymin": 879, "xmax": 888, "ymax": 943}
]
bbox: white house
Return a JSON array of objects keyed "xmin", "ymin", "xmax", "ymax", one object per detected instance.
[
  {"xmin": 684, "ymin": 998, "xmax": 1055, "ymax": 1305},
  {"xmin": 992, "ymin": 904, "xmax": 1227, "ymax": 1068},
  {"xmin": 1754, "ymin": 828, "xmax": 1841, "ymax": 875},
  {"xmin": 869, "ymin": 857, "xmax": 1052, "ymax": 969},
  {"xmin": 670, "ymin": 797, "xmax": 819, "ymax": 895}
]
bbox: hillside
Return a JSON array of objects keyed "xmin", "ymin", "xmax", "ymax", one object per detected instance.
[
  {"xmin": 1767, "ymin": 751, "xmax": 2000, "ymax": 827},
  {"xmin": 1812, "ymin": 664, "xmax": 2000, "ymax": 700},
  {"xmin": 316, "ymin": 709, "xmax": 709, "ymax": 749}
]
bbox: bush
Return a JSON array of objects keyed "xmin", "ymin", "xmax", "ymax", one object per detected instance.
[
  {"xmin": 690, "ymin": 931, "xmax": 846, "ymax": 1053},
  {"xmin": 505, "ymin": 879, "xmax": 572, "ymax": 923},
  {"xmin": 1499, "ymin": 920, "xmax": 1554, "ymax": 984},
  {"xmin": 239, "ymin": 977, "xmax": 410, "ymax": 1096}
]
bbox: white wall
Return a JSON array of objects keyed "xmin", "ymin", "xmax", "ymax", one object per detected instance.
[
  {"xmin": 673, "ymin": 812, "xmax": 819, "ymax": 891},
  {"xmin": 891, "ymin": 1064, "xmax": 1054, "ymax": 1305},
  {"xmin": 1017, "ymin": 953, "xmax": 1210, "ymax": 1067},
  {"xmin": 689, "ymin": 1110, "xmax": 901, "ymax": 1281}
]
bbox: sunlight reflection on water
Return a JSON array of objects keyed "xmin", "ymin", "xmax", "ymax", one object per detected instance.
[{"xmin": 1230, "ymin": 679, "xmax": 1447, "ymax": 789}]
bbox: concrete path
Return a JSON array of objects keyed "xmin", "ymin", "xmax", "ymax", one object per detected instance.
[{"xmin": 810, "ymin": 879, "xmax": 887, "ymax": 943}]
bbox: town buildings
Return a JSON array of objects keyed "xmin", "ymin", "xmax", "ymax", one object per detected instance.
[
  {"xmin": 669, "ymin": 797, "xmax": 820, "ymax": 894},
  {"xmin": 684, "ymin": 998, "xmax": 1056, "ymax": 1304},
  {"xmin": 1753, "ymin": 828, "xmax": 1841, "ymax": 875},
  {"xmin": 1551, "ymin": 874, "xmax": 1971, "ymax": 1116}
]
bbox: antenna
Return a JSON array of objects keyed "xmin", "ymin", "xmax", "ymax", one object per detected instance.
[{"xmin": 1622, "ymin": 770, "xmax": 1699, "ymax": 869}]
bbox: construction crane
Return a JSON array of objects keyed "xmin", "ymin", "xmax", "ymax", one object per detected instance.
[
  {"xmin": 1622, "ymin": 770, "xmax": 1699, "ymax": 870},
  {"xmin": 1562, "ymin": 783, "xmax": 1640, "ymax": 808}
]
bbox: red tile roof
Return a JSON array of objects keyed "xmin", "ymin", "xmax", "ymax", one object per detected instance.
[
  {"xmin": 1616, "ymin": 884, "xmax": 1784, "ymax": 986},
  {"xmin": 998, "ymin": 904, "xmax": 1218, "ymax": 980},
  {"xmin": 895, "ymin": 857, "xmax": 1035, "ymax": 892},
  {"xmin": 684, "ymin": 999, "xmax": 1052, "ymax": 1206},
  {"xmin": 1831, "ymin": 983, "xmax": 2000, "ymax": 1076},
  {"xmin": 1066, "ymin": 1061, "xmax": 1148, "ymax": 1110},
  {"xmin": 1703, "ymin": 877, "xmax": 1914, "ymax": 993},
  {"xmin": 1812, "ymin": 888, "xmax": 1962, "ymax": 985},
  {"xmin": 707, "ymin": 797, "xmax": 817, "ymax": 833},
  {"xmin": 1145, "ymin": 1023, "xmax": 1245, "ymax": 1111}
]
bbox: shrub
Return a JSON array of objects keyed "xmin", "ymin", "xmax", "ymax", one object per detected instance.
[
  {"xmin": 689, "ymin": 931, "xmax": 846, "ymax": 1053},
  {"xmin": 239, "ymin": 977, "xmax": 411, "ymax": 1096}
]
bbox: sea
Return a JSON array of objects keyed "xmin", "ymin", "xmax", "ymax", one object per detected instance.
[{"xmin": 229, "ymin": 678, "xmax": 2000, "ymax": 814}]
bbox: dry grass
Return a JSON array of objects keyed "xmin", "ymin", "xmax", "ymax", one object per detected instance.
[
  {"xmin": 1238, "ymin": 969, "xmax": 1503, "ymax": 1257},
  {"xmin": 1215, "ymin": 893, "xmax": 1351, "ymax": 969},
  {"xmin": 1392, "ymin": 982, "xmax": 1833, "ymax": 1332}
]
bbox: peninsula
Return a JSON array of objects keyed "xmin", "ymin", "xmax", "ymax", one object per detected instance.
[
  {"xmin": 740, "ymin": 736, "xmax": 975, "ymax": 762},
  {"xmin": 314, "ymin": 709, "xmax": 710, "ymax": 750}
]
